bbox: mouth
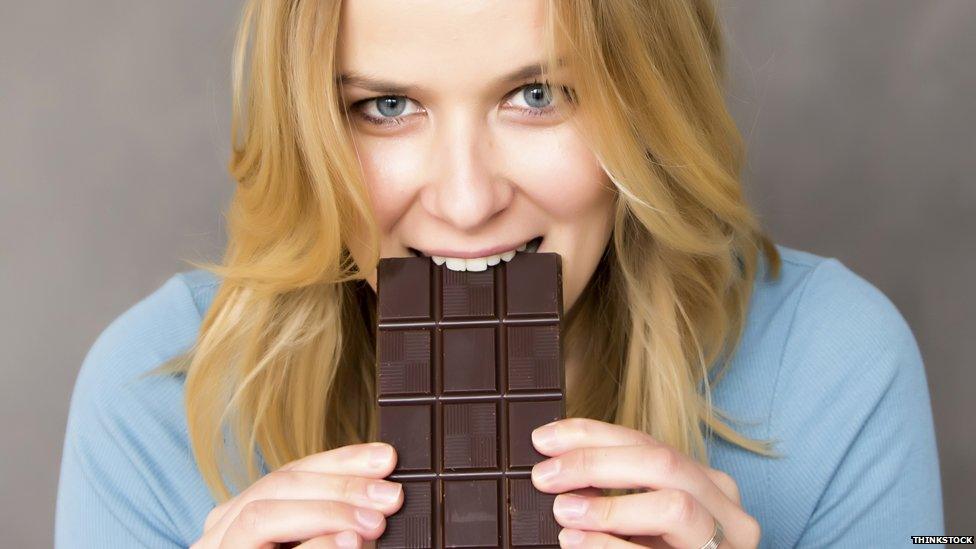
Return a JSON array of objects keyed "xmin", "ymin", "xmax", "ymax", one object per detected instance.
[{"xmin": 408, "ymin": 235, "xmax": 544, "ymax": 272}]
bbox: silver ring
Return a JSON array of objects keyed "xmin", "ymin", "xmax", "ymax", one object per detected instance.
[{"xmin": 697, "ymin": 518, "xmax": 725, "ymax": 549}]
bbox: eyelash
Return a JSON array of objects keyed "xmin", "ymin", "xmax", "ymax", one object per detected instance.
[{"xmin": 347, "ymin": 81, "xmax": 575, "ymax": 128}]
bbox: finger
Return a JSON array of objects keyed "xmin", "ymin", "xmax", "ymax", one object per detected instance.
[
  {"xmin": 207, "ymin": 471, "xmax": 402, "ymax": 543},
  {"xmin": 530, "ymin": 418, "xmax": 744, "ymax": 506},
  {"xmin": 702, "ymin": 467, "xmax": 742, "ymax": 505},
  {"xmin": 216, "ymin": 499, "xmax": 385, "ymax": 549},
  {"xmin": 557, "ymin": 528, "xmax": 641, "ymax": 548},
  {"xmin": 205, "ymin": 501, "xmax": 230, "ymax": 532},
  {"xmin": 531, "ymin": 445, "xmax": 737, "ymax": 536},
  {"xmin": 531, "ymin": 418, "xmax": 656, "ymax": 457},
  {"xmin": 282, "ymin": 443, "xmax": 397, "ymax": 477},
  {"xmin": 533, "ymin": 444, "xmax": 717, "ymax": 500},
  {"xmin": 208, "ymin": 443, "xmax": 396, "ymax": 531},
  {"xmin": 551, "ymin": 490, "xmax": 718, "ymax": 548},
  {"xmin": 296, "ymin": 529, "xmax": 362, "ymax": 548}
]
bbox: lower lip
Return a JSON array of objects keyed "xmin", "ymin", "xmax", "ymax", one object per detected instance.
[{"xmin": 409, "ymin": 235, "xmax": 544, "ymax": 258}]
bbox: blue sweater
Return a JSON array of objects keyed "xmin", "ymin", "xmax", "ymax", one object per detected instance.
[{"xmin": 54, "ymin": 245, "xmax": 945, "ymax": 547}]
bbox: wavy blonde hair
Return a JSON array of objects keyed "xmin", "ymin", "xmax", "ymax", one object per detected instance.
[{"xmin": 157, "ymin": 0, "xmax": 783, "ymax": 502}]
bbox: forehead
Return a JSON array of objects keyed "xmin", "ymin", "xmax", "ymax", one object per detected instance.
[{"xmin": 337, "ymin": 0, "xmax": 550, "ymax": 94}]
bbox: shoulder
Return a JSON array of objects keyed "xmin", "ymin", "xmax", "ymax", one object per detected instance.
[
  {"xmin": 757, "ymin": 245, "xmax": 924, "ymax": 466},
  {"xmin": 750, "ymin": 243, "xmax": 910, "ymax": 345},
  {"xmin": 761, "ymin": 245, "xmax": 918, "ymax": 412},
  {"xmin": 67, "ymin": 269, "xmax": 219, "ymax": 418},
  {"xmin": 713, "ymin": 244, "xmax": 916, "ymax": 414},
  {"xmin": 709, "ymin": 245, "xmax": 941, "ymax": 546},
  {"xmin": 724, "ymin": 244, "xmax": 923, "ymax": 445},
  {"xmin": 57, "ymin": 269, "xmax": 221, "ymax": 545}
]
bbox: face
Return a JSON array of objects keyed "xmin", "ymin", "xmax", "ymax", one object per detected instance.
[{"xmin": 338, "ymin": 0, "xmax": 616, "ymax": 314}]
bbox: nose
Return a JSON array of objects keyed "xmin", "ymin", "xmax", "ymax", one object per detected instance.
[{"xmin": 419, "ymin": 115, "xmax": 513, "ymax": 231}]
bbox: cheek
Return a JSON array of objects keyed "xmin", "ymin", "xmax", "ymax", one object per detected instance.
[
  {"xmin": 354, "ymin": 138, "xmax": 426, "ymax": 232},
  {"xmin": 502, "ymin": 127, "xmax": 611, "ymax": 218}
]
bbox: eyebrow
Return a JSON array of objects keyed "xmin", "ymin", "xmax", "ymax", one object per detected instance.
[{"xmin": 337, "ymin": 58, "xmax": 565, "ymax": 95}]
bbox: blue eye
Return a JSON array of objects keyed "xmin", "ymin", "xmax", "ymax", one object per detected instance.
[
  {"xmin": 349, "ymin": 81, "xmax": 576, "ymax": 128},
  {"xmin": 519, "ymin": 83, "xmax": 553, "ymax": 110},
  {"xmin": 375, "ymin": 96, "xmax": 409, "ymax": 118}
]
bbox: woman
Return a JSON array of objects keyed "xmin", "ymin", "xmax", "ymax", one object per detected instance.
[{"xmin": 54, "ymin": 0, "xmax": 944, "ymax": 547}]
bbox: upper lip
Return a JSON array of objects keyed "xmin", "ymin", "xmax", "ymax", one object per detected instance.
[{"xmin": 411, "ymin": 237, "xmax": 537, "ymax": 259}]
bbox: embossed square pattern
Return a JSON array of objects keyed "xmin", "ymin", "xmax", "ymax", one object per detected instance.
[{"xmin": 376, "ymin": 253, "xmax": 565, "ymax": 548}]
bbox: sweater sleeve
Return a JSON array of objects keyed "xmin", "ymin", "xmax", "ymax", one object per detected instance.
[
  {"xmin": 770, "ymin": 259, "xmax": 945, "ymax": 547},
  {"xmin": 55, "ymin": 274, "xmax": 217, "ymax": 548}
]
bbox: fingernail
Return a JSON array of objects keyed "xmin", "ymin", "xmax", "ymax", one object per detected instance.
[
  {"xmin": 368, "ymin": 444, "xmax": 392, "ymax": 468},
  {"xmin": 367, "ymin": 481, "xmax": 401, "ymax": 503},
  {"xmin": 533, "ymin": 458, "xmax": 561, "ymax": 482},
  {"xmin": 559, "ymin": 528, "xmax": 586, "ymax": 546},
  {"xmin": 532, "ymin": 423, "xmax": 557, "ymax": 449},
  {"xmin": 553, "ymin": 494, "xmax": 589, "ymax": 519},
  {"xmin": 355, "ymin": 507, "xmax": 383, "ymax": 528},
  {"xmin": 336, "ymin": 530, "xmax": 359, "ymax": 548}
]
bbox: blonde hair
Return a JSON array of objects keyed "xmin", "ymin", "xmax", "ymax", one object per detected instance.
[{"xmin": 157, "ymin": 0, "xmax": 783, "ymax": 502}]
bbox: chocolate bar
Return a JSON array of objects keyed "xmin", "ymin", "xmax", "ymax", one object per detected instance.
[{"xmin": 375, "ymin": 252, "xmax": 565, "ymax": 548}]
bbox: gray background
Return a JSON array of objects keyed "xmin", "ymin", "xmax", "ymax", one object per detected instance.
[{"xmin": 1, "ymin": 1, "xmax": 972, "ymax": 545}]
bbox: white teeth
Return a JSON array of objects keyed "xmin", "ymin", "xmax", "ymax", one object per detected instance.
[
  {"xmin": 430, "ymin": 239, "xmax": 536, "ymax": 271},
  {"xmin": 445, "ymin": 258, "xmax": 466, "ymax": 270}
]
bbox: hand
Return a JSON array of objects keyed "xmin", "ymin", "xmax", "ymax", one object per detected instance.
[
  {"xmin": 530, "ymin": 418, "xmax": 761, "ymax": 548},
  {"xmin": 189, "ymin": 442, "xmax": 403, "ymax": 549}
]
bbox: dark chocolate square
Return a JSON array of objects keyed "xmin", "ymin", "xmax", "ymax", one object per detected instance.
[
  {"xmin": 380, "ymin": 404, "xmax": 432, "ymax": 471},
  {"xmin": 442, "ymin": 268, "xmax": 495, "ymax": 318},
  {"xmin": 507, "ymin": 400, "xmax": 563, "ymax": 468},
  {"xmin": 509, "ymin": 478, "xmax": 559, "ymax": 546},
  {"xmin": 507, "ymin": 325, "xmax": 560, "ymax": 391},
  {"xmin": 378, "ymin": 257, "xmax": 432, "ymax": 321},
  {"xmin": 443, "ymin": 480, "xmax": 499, "ymax": 547},
  {"xmin": 505, "ymin": 253, "xmax": 560, "ymax": 317},
  {"xmin": 380, "ymin": 481, "xmax": 433, "ymax": 548},
  {"xmin": 442, "ymin": 327, "xmax": 496, "ymax": 393},
  {"xmin": 443, "ymin": 402, "xmax": 497, "ymax": 470},
  {"xmin": 378, "ymin": 329, "xmax": 432, "ymax": 396}
]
